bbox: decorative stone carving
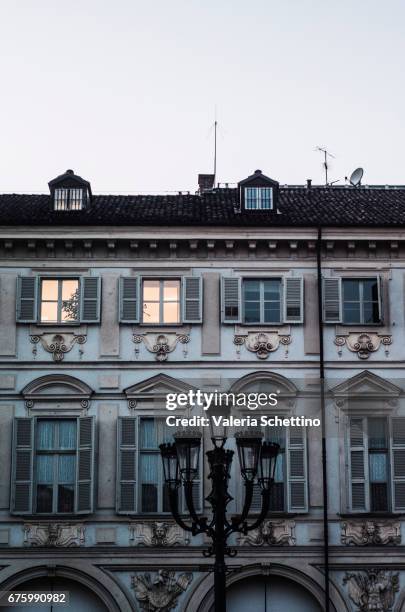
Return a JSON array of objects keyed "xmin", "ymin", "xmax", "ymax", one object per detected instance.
[
  {"xmin": 133, "ymin": 333, "xmax": 189, "ymax": 361},
  {"xmin": 30, "ymin": 333, "xmax": 86, "ymax": 362},
  {"xmin": 341, "ymin": 520, "xmax": 401, "ymax": 546},
  {"xmin": 129, "ymin": 522, "xmax": 190, "ymax": 547},
  {"xmin": 343, "ymin": 569, "xmax": 399, "ymax": 611},
  {"xmin": 234, "ymin": 332, "xmax": 291, "ymax": 360},
  {"xmin": 334, "ymin": 333, "xmax": 392, "ymax": 360},
  {"xmin": 23, "ymin": 523, "xmax": 85, "ymax": 547},
  {"xmin": 238, "ymin": 520, "xmax": 295, "ymax": 546},
  {"xmin": 132, "ymin": 570, "xmax": 193, "ymax": 612}
]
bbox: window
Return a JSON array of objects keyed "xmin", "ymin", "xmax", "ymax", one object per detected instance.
[
  {"xmin": 245, "ymin": 187, "xmax": 273, "ymax": 210},
  {"xmin": 142, "ymin": 279, "xmax": 181, "ymax": 324},
  {"xmin": 348, "ymin": 417, "xmax": 405, "ymax": 512},
  {"xmin": 35, "ymin": 420, "xmax": 77, "ymax": 513},
  {"xmin": 342, "ymin": 278, "xmax": 380, "ymax": 324},
  {"xmin": 139, "ymin": 418, "xmax": 172, "ymax": 513},
  {"xmin": 243, "ymin": 279, "xmax": 282, "ymax": 324},
  {"xmin": 40, "ymin": 279, "xmax": 79, "ymax": 323},
  {"xmin": 54, "ymin": 188, "xmax": 84, "ymax": 211}
]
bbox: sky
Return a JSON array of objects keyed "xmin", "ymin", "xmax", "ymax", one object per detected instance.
[{"xmin": 0, "ymin": 0, "xmax": 405, "ymax": 193}]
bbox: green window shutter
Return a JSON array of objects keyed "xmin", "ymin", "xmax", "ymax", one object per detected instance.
[
  {"xmin": 287, "ymin": 426, "xmax": 308, "ymax": 512},
  {"xmin": 377, "ymin": 275, "xmax": 383, "ymax": 323},
  {"xmin": 75, "ymin": 416, "xmax": 95, "ymax": 514},
  {"xmin": 80, "ymin": 277, "xmax": 101, "ymax": 322},
  {"xmin": 283, "ymin": 277, "xmax": 304, "ymax": 323},
  {"xmin": 391, "ymin": 417, "xmax": 405, "ymax": 511},
  {"xmin": 221, "ymin": 277, "xmax": 241, "ymax": 323},
  {"xmin": 119, "ymin": 277, "xmax": 140, "ymax": 323},
  {"xmin": 11, "ymin": 418, "xmax": 34, "ymax": 514},
  {"xmin": 16, "ymin": 277, "xmax": 38, "ymax": 323},
  {"xmin": 117, "ymin": 417, "xmax": 137, "ymax": 514},
  {"xmin": 323, "ymin": 277, "xmax": 342, "ymax": 323},
  {"xmin": 182, "ymin": 276, "xmax": 203, "ymax": 323},
  {"xmin": 348, "ymin": 417, "xmax": 368, "ymax": 512}
]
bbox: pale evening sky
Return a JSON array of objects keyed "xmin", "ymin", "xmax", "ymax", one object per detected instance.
[{"xmin": 0, "ymin": 0, "xmax": 404, "ymax": 193}]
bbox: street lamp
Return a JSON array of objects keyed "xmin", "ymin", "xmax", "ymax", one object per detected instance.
[{"xmin": 159, "ymin": 428, "xmax": 279, "ymax": 612}]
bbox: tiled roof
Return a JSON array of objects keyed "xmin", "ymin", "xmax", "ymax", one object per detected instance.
[{"xmin": 1, "ymin": 186, "xmax": 405, "ymax": 227}]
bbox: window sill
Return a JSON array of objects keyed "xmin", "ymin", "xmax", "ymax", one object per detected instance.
[
  {"xmin": 335, "ymin": 324, "xmax": 388, "ymax": 334},
  {"xmin": 235, "ymin": 323, "xmax": 291, "ymax": 334},
  {"xmin": 133, "ymin": 325, "xmax": 191, "ymax": 333},
  {"xmin": 29, "ymin": 324, "xmax": 88, "ymax": 335},
  {"xmin": 339, "ymin": 512, "xmax": 404, "ymax": 518}
]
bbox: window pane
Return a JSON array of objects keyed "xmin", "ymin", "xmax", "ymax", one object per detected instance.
[
  {"xmin": 244, "ymin": 280, "xmax": 260, "ymax": 301},
  {"xmin": 36, "ymin": 485, "xmax": 53, "ymax": 513},
  {"xmin": 369, "ymin": 453, "xmax": 387, "ymax": 482},
  {"xmin": 61, "ymin": 279, "xmax": 79, "ymax": 321},
  {"xmin": 40, "ymin": 301, "xmax": 58, "ymax": 323},
  {"xmin": 269, "ymin": 482, "xmax": 284, "ymax": 511},
  {"xmin": 264, "ymin": 303, "xmax": 280, "ymax": 323},
  {"xmin": 143, "ymin": 280, "xmax": 160, "ymax": 301},
  {"xmin": 162, "ymin": 483, "xmax": 171, "ymax": 512},
  {"xmin": 58, "ymin": 455, "xmax": 75, "ymax": 483},
  {"xmin": 41, "ymin": 280, "xmax": 58, "ymax": 300},
  {"xmin": 343, "ymin": 303, "xmax": 361, "ymax": 324},
  {"xmin": 37, "ymin": 421, "xmax": 55, "ymax": 450},
  {"xmin": 36, "ymin": 454, "xmax": 54, "ymax": 483},
  {"xmin": 343, "ymin": 280, "xmax": 360, "ymax": 301},
  {"xmin": 369, "ymin": 418, "xmax": 387, "ymax": 449},
  {"xmin": 58, "ymin": 421, "xmax": 77, "ymax": 449},
  {"xmin": 370, "ymin": 483, "xmax": 388, "ymax": 512},
  {"xmin": 163, "ymin": 280, "xmax": 180, "ymax": 301},
  {"xmin": 58, "ymin": 485, "xmax": 74, "ymax": 512},
  {"xmin": 143, "ymin": 301, "xmax": 160, "ymax": 323},
  {"xmin": 244, "ymin": 302, "xmax": 261, "ymax": 323},
  {"xmin": 141, "ymin": 454, "xmax": 159, "ymax": 512},
  {"xmin": 363, "ymin": 279, "xmax": 378, "ymax": 301},
  {"xmin": 142, "ymin": 484, "xmax": 158, "ymax": 512},
  {"xmin": 263, "ymin": 280, "xmax": 280, "ymax": 300},
  {"xmin": 163, "ymin": 301, "xmax": 180, "ymax": 323},
  {"xmin": 140, "ymin": 419, "xmax": 157, "ymax": 448}
]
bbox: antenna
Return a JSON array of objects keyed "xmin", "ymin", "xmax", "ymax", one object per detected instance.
[
  {"xmin": 214, "ymin": 118, "xmax": 217, "ymax": 184},
  {"xmin": 349, "ymin": 167, "xmax": 364, "ymax": 187},
  {"xmin": 315, "ymin": 146, "xmax": 335, "ymax": 185}
]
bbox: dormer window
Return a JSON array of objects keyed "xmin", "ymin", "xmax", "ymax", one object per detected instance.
[
  {"xmin": 54, "ymin": 188, "xmax": 84, "ymax": 211},
  {"xmin": 245, "ymin": 187, "xmax": 273, "ymax": 210},
  {"xmin": 48, "ymin": 169, "xmax": 92, "ymax": 212}
]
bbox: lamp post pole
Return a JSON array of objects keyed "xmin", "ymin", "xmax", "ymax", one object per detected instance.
[{"xmin": 160, "ymin": 430, "xmax": 279, "ymax": 612}]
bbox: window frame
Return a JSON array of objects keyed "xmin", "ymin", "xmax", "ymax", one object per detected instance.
[
  {"xmin": 141, "ymin": 278, "xmax": 182, "ymax": 326},
  {"xmin": 342, "ymin": 277, "xmax": 381, "ymax": 325},
  {"xmin": 54, "ymin": 187, "xmax": 84, "ymax": 211},
  {"xmin": 38, "ymin": 277, "xmax": 80, "ymax": 325},
  {"xmin": 244, "ymin": 187, "xmax": 273, "ymax": 210},
  {"xmin": 242, "ymin": 278, "xmax": 283, "ymax": 325}
]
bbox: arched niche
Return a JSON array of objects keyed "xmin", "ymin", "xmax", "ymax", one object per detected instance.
[
  {"xmin": 228, "ymin": 371, "xmax": 298, "ymax": 413},
  {"xmin": 21, "ymin": 374, "xmax": 93, "ymax": 415}
]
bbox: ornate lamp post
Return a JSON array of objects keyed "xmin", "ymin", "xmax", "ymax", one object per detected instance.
[{"xmin": 160, "ymin": 429, "xmax": 279, "ymax": 612}]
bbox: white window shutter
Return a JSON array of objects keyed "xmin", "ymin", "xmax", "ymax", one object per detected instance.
[
  {"xmin": 119, "ymin": 277, "xmax": 140, "ymax": 323},
  {"xmin": 80, "ymin": 277, "xmax": 101, "ymax": 322},
  {"xmin": 221, "ymin": 277, "xmax": 242, "ymax": 323},
  {"xmin": 287, "ymin": 426, "xmax": 308, "ymax": 512},
  {"xmin": 16, "ymin": 277, "xmax": 38, "ymax": 323},
  {"xmin": 323, "ymin": 277, "xmax": 342, "ymax": 323},
  {"xmin": 283, "ymin": 277, "xmax": 304, "ymax": 323},
  {"xmin": 75, "ymin": 416, "xmax": 95, "ymax": 514},
  {"xmin": 117, "ymin": 417, "xmax": 137, "ymax": 514},
  {"xmin": 348, "ymin": 417, "xmax": 368, "ymax": 512},
  {"xmin": 11, "ymin": 418, "xmax": 34, "ymax": 514},
  {"xmin": 182, "ymin": 276, "xmax": 203, "ymax": 323},
  {"xmin": 391, "ymin": 418, "xmax": 405, "ymax": 511}
]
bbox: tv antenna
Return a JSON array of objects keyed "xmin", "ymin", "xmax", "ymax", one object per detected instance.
[
  {"xmin": 315, "ymin": 146, "xmax": 335, "ymax": 185},
  {"xmin": 349, "ymin": 167, "xmax": 364, "ymax": 187}
]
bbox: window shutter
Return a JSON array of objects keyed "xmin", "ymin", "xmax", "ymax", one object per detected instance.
[
  {"xmin": 80, "ymin": 277, "xmax": 101, "ymax": 323},
  {"xmin": 287, "ymin": 426, "xmax": 308, "ymax": 512},
  {"xmin": 391, "ymin": 417, "xmax": 405, "ymax": 511},
  {"xmin": 182, "ymin": 277, "xmax": 203, "ymax": 323},
  {"xmin": 377, "ymin": 275, "xmax": 383, "ymax": 323},
  {"xmin": 323, "ymin": 277, "xmax": 342, "ymax": 323},
  {"xmin": 16, "ymin": 277, "xmax": 38, "ymax": 323},
  {"xmin": 182, "ymin": 447, "xmax": 203, "ymax": 514},
  {"xmin": 283, "ymin": 277, "xmax": 304, "ymax": 323},
  {"xmin": 221, "ymin": 277, "xmax": 242, "ymax": 323},
  {"xmin": 75, "ymin": 416, "xmax": 95, "ymax": 514},
  {"xmin": 117, "ymin": 417, "xmax": 137, "ymax": 514},
  {"xmin": 348, "ymin": 417, "xmax": 368, "ymax": 512},
  {"xmin": 119, "ymin": 277, "xmax": 140, "ymax": 323},
  {"xmin": 11, "ymin": 418, "xmax": 34, "ymax": 514}
]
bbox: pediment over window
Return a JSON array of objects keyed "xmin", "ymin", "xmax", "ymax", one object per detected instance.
[
  {"xmin": 125, "ymin": 373, "xmax": 197, "ymax": 403},
  {"xmin": 229, "ymin": 371, "xmax": 297, "ymax": 397},
  {"xmin": 330, "ymin": 370, "xmax": 401, "ymax": 401},
  {"xmin": 22, "ymin": 374, "xmax": 93, "ymax": 413}
]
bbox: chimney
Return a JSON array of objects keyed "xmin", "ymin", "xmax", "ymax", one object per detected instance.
[
  {"xmin": 306, "ymin": 179, "xmax": 312, "ymax": 189},
  {"xmin": 198, "ymin": 174, "xmax": 215, "ymax": 193}
]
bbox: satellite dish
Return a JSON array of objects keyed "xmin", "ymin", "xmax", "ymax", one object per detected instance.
[{"xmin": 349, "ymin": 167, "xmax": 364, "ymax": 186}]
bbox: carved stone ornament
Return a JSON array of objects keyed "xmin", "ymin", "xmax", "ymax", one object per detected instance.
[
  {"xmin": 23, "ymin": 523, "xmax": 85, "ymax": 547},
  {"xmin": 334, "ymin": 333, "xmax": 392, "ymax": 360},
  {"xmin": 30, "ymin": 333, "xmax": 86, "ymax": 362},
  {"xmin": 343, "ymin": 569, "xmax": 399, "ymax": 612},
  {"xmin": 238, "ymin": 520, "xmax": 296, "ymax": 546},
  {"xmin": 129, "ymin": 521, "xmax": 190, "ymax": 547},
  {"xmin": 132, "ymin": 570, "xmax": 193, "ymax": 612},
  {"xmin": 341, "ymin": 520, "xmax": 401, "ymax": 546},
  {"xmin": 132, "ymin": 333, "xmax": 189, "ymax": 362},
  {"xmin": 234, "ymin": 332, "xmax": 291, "ymax": 360}
]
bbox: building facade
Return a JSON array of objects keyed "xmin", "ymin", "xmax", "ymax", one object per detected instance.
[{"xmin": 0, "ymin": 168, "xmax": 405, "ymax": 611}]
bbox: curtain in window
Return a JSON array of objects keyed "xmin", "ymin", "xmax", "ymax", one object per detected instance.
[
  {"xmin": 59, "ymin": 421, "xmax": 76, "ymax": 449},
  {"xmin": 36, "ymin": 455, "xmax": 53, "ymax": 483},
  {"xmin": 58, "ymin": 455, "xmax": 75, "ymax": 483},
  {"xmin": 140, "ymin": 419, "xmax": 156, "ymax": 448},
  {"xmin": 37, "ymin": 421, "xmax": 54, "ymax": 449}
]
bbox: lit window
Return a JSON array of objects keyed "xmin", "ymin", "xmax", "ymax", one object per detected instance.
[
  {"xmin": 142, "ymin": 279, "xmax": 180, "ymax": 324},
  {"xmin": 40, "ymin": 279, "xmax": 79, "ymax": 323},
  {"xmin": 35, "ymin": 419, "xmax": 77, "ymax": 514},
  {"xmin": 243, "ymin": 279, "xmax": 281, "ymax": 324},
  {"xmin": 245, "ymin": 187, "xmax": 273, "ymax": 210},
  {"xmin": 54, "ymin": 188, "xmax": 84, "ymax": 211},
  {"xmin": 342, "ymin": 278, "xmax": 380, "ymax": 324}
]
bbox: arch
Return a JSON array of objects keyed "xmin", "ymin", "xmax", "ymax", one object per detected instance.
[
  {"xmin": 0, "ymin": 564, "xmax": 131, "ymax": 612},
  {"xmin": 22, "ymin": 374, "xmax": 93, "ymax": 400},
  {"xmin": 229, "ymin": 371, "xmax": 298, "ymax": 396}
]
